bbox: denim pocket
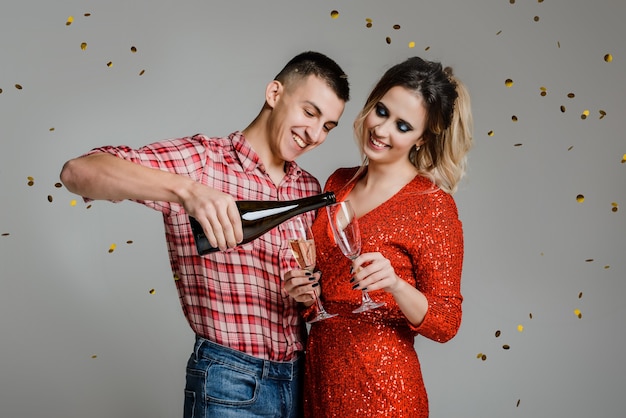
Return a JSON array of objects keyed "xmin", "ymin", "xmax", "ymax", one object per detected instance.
[{"xmin": 206, "ymin": 361, "xmax": 260, "ymax": 406}]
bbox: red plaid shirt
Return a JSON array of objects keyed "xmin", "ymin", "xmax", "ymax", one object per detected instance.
[{"xmin": 86, "ymin": 132, "xmax": 320, "ymax": 361}]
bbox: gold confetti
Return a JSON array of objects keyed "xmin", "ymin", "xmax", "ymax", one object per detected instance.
[
  {"xmin": 1, "ymin": 233, "xmax": 10, "ymax": 237},
  {"xmin": 622, "ymin": 154, "xmax": 626, "ymax": 163},
  {"xmin": 487, "ymin": 130, "xmax": 494, "ymax": 136},
  {"xmin": 80, "ymin": 42, "xmax": 87, "ymax": 51},
  {"xmin": 149, "ymin": 288, "xmax": 156, "ymax": 295},
  {"xmin": 330, "ymin": 10, "xmax": 339, "ymax": 19},
  {"xmin": 495, "ymin": 330, "xmax": 501, "ymax": 338},
  {"xmin": 567, "ymin": 92, "xmax": 575, "ymax": 98},
  {"xmin": 0, "ymin": 88, "xmax": 3, "ymax": 94},
  {"xmin": 599, "ymin": 110, "xmax": 606, "ymax": 119},
  {"xmin": 126, "ymin": 240, "xmax": 134, "ymax": 244},
  {"xmin": 130, "ymin": 46, "xmax": 137, "ymax": 53},
  {"xmin": 55, "ymin": 182, "xmax": 62, "ymax": 188},
  {"xmin": 512, "ymin": 115, "xmax": 518, "ymax": 122},
  {"xmin": 517, "ymin": 399, "xmax": 521, "ymax": 408},
  {"xmin": 604, "ymin": 265, "xmax": 610, "ymax": 269},
  {"xmin": 84, "ymin": 13, "xmax": 91, "ymax": 17},
  {"xmin": 91, "ymin": 354, "xmax": 97, "ymax": 359},
  {"xmin": 174, "ymin": 275, "xmax": 180, "ymax": 281},
  {"xmin": 481, "ymin": 354, "xmax": 487, "ymax": 361},
  {"xmin": 505, "ymin": 78, "xmax": 514, "ymax": 87},
  {"xmin": 408, "ymin": 41, "xmax": 415, "ymax": 48},
  {"xmin": 578, "ymin": 291, "xmax": 583, "ymax": 299},
  {"xmin": 581, "ymin": 109, "xmax": 589, "ymax": 119},
  {"xmin": 576, "ymin": 194, "xmax": 585, "ymax": 203},
  {"xmin": 540, "ymin": 86, "xmax": 547, "ymax": 96},
  {"xmin": 557, "ymin": 41, "xmax": 561, "ymax": 48},
  {"xmin": 15, "ymin": 84, "xmax": 23, "ymax": 90},
  {"xmin": 50, "ymin": 127, "xmax": 55, "ymax": 132},
  {"xmin": 502, "ymin": 344, "xmax": 510, "ymax": 350},
  {"xmin": 47, "ymin": 195, "xmax": 53, "ymax": 203},
  {"xmin": 66, "ymin": 16, "xmax": 74, "ymax": 26},
  {"xmin": 424, "ymin": 46, "xmax": 430, "ymax": 51},
  {"xmin": 538, "ymin": 0, "xmax": 544, "ymax": 3},
  {"xmin": 574, "ymin": 309, "xmax": 582, "ymax": 319},
  {"xmin": 106, "ymin": 61, "xmax": 113, "ymax": 67},
  {"xmin": 509, "ymin": 0, "xmax": 515, "ymax": 4},
  {"xmin": 393, "ymin": 24, "xmax": 401, "ymax": 30},
  {"xmin": 385, "ymin": 36, "xmax": 391, "ymax": 44},
  {"xmin": 567, "ymin": 145, "xmax": 574, "ymax": 151},
  {"xmin": 611, "ymin": 202, "xmax": 619, "ymax": 212},
  {"xmin": 585, "ymin": 258, "xmax": 594, "ymax": 262},
  {"xmin": 27, "ymin": 176, "xmax": 34, "ymax": 186},
  {"xmin": 529, "ymin": 312, "xmax": 533, "ymax": 319},
  {"xmin": 514, "ymin": 143, "xmax": 523, "ymax": 147},
  {"xmin": 139, "ymin": 69, "xmax": 145, "ymax": 76},
  {"xmin": 604, "ymin": 53, "xmax": 613, "ymax": 62},
  {"xmin": 496, "ymin": 30, "xmax": 502, "ymax": 35},
  {"xmin": 533, "ymin": 16, "xmax": 540, "ymax": 22},
  {"xmin": 108, "ymin": 243, "xmax": 116, "ymax": 253},
  {"xmin": 560, "ymin": 105, "xmax": 566, "ymax": 113},
  {"xmin": 517, "ymin": 324, "xmax": 524, "ymax": 332},
  {"xmin": 70, "ymin": 199, "xmax": 77, "ymax": 206}
]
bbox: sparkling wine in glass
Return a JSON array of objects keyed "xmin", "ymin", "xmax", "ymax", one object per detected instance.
[
  {"xmin": 286, "ymin": 216, "xmax": 337, "ymax": 323},
  {"xmin": 326, "ymin": 201, "xmax": 386, "ymax": 313}
]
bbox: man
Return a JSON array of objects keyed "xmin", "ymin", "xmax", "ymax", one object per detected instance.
[{"xmin": 60, "ymin": 51, "xmax": 349, "ymax": 418}]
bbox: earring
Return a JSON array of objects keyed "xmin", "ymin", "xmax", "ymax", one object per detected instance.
[{"xmin": 415, "ymin": 144, "xmax": 421, "ymax": 151}]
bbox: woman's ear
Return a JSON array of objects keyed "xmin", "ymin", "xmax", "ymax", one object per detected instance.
[{"xmin": 265, "ymin": 80, "xmax": 283, "ymax": 109}]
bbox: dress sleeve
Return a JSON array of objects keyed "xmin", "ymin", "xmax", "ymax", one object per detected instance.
[{"xmin": 408, "ymin": 193, "xmax": 464, "ymax": 343}]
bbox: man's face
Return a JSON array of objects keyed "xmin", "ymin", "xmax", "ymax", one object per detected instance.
[{"xmin": 267, "ymin": 75, "xmax": 346, "ymax": 163}]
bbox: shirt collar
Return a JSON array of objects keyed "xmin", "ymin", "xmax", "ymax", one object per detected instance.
[{"xmin": 230, "ymin": 131, "xmax": 302, "ymax": 179}]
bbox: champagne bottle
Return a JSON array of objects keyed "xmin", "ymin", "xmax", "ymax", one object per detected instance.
[{"xmin": 189, "ymin": 191, "xmax": 336, "ymax": 255}]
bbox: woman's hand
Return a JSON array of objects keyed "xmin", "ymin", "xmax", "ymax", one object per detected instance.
[
  {"xmin": 350, "ymin": 252, "xmax": 403, "ymax": 294},
  {"xmin": 283, "ymin": 269, "xmax": 321, "ymax": 307}
]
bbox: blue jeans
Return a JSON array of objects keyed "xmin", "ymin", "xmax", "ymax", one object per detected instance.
[{"xmin": 184, "ymin": 337, "xmax": 304, "ymax": 418}]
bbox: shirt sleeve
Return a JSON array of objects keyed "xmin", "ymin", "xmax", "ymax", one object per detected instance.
[
  {"xmin": 84, "ymin": 135, "xmax": 208, "ymax": 215},
  {"xmin": 408, "ymin": 193, "xmax": 464, "ymax": 343}
]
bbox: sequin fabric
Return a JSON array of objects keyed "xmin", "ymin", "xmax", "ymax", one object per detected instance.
[{"xmin": 304, "ymin": 167, "xmax": 464, "ymax": 418}]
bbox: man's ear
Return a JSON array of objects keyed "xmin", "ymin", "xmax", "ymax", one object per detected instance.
[{"xmin": 265, "ymin": 80, "xmax": 283, "ymax": 109}]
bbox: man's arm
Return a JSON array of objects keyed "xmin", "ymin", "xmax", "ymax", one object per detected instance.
[{"xmin": 60, "ymin": 153, "xmax": 243, "ymax": 250}]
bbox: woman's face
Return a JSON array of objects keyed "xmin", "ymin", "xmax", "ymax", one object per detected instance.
[{"xmin": 361, "ymin": 86, "xmax": 427, "ymax": 166}]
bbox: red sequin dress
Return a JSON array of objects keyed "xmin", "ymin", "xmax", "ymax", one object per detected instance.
[{"xmin": 303, "ymin": 167, "xmax": 464, "ymax": 418}]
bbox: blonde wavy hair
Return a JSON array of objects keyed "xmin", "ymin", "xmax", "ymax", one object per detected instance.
[{"xmin": 353, "ymin": 57, "xmax": 473, "ymax": 194}]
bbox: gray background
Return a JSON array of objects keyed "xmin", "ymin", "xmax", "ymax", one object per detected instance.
[{"xmin": 1, "ymin": 0, "xmax": 625, "ymax": 417}]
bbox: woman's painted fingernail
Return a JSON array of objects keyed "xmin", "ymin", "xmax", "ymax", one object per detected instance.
[
  {"xmin": 349, "ymin": 266, "xmax": 353, "ymax": 274},
  {"xmin": 349, "ymin": 277, "xmax": 355, "ymax": 283},
  {"xmin": 309, "ymin": 276, "xmax": 317, "ymax": 281},
  {"xmin": 312, "ymin": 282, "xmax": 320, "ymax": 288},
  {"xmin": 305, "ymin": 271, "xmax": 312, "ymax": 276},
  {"xmin": 352, "ymin": 283, "xmax": 359, "ymax": 290}
]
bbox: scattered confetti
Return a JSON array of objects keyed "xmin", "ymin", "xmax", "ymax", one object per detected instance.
[
  {"xmin": 529, "ymin": 312, "xmax": 533, "ymax": 319},
  {"xmin": 496, "ymin": 30, "xmax": 502, "ymax": 35},
  {"xmin": 505, "ymin": 78, "xmax": 514, "ymax": 88},
  {"xmin": 47, "ymin": 195, "xmax": 53, "ymax": 203},
  {"xmin": 574, "ymin": 309, "xmax": 582, "ymax": 319},
  {"xmin": 560, "ymin": 105, "xmax": 566, "ymax": 113},
  {"xmin": 50, "ymin": 127, "xmax": 55, "ymax": 132},
  {"xmin": 513, "ymin": 143, "xmax": 523, "ymax": 147},
  {"xmin": 611, "ymin": 202, "xmax": 619, "ymax": 212},
  {"xmin": 511, "ymin": 115, "xmax": 518, "ymax": 122},
  {"xmin": 540, "ymin": 86, "xmax": 547, "ymax": 96},
  {"xmin": 578, "ymin": 291, "xmax": 583, "ymax": 299},
  {"xmin": 0, "ymin": 88, "xmax": 3, "ymax": 94},
  {"xmin": 393, "ymin": 24, "xmax": 401, "ymax": 30},
  {"xmin": 365, "ymin": 18, "xmax": 373, "ymax": 28},
  {"xmin": 567, "ymin": 145, "xmax": 574, "ymax": 151},
  {"xmin": 517, "ymin": 399, "xmax": 521, "ymax": 408},
  {"xmin": 408, "ymin": 41, "xmax": 415, "ymax": 48},
  {"xmin": 81, "ymin": 42, "xmax": 87, "ymax": 51},
  {"xmin": 567, "ymin": 92, "xmax": 575, "ymax": 98},
  {"xmin": 585, "ymin": 258, "xmax": 594, "ymax": 262},
  {"xmin": 517, "ymin": 324, "xmax": 524, "ymax": 332},
  {"xmin": 476, "ymin": 352, "xmax": 487, "ymax": 361},
  {"xmin": 604, "ymin": 53, "xmax": 613, "ymax": 63},
  {"xmin": 533, "ymin": 16, "xmax": 540, "ymax": 22},
  {"xmin": 622, "ymin": 154, "xmax": 626, "ymax": 163},
  {"xmin": 84, "ymin": 13, "xmax": 91, "ymax": 17},
  {"xmin": 149, "ymin": 289, "xmax": 156, "ymax": 295},
  {"xmin": 330, "ymin": 10, "xmax": 339, "ymax": 19},
  {"xmin": 599, "ymin": 110, "xmax": 606, "ymax": 119},
  {"xmin": 106, "ymin": 61, "xmax": 113, "ymax": 67},
  {"xmin": 502, "ymin": 344, "xmax": 510, "ymax": 350},
  {"xmin": 424, "ymin": 46, "xmax": 430, "ymax": 51},
  {"xmin": 581, "ymin": 109, "xmax": 589, "ymax": 119},
  {"xmin": 130, "ymin": 46, "xmax": 137, "ymax": 53},
  {"xmin": 15, "ymin": 84, "xmax": 23, "ymax": 90},
  {"xmin": 495, "ymin": 330, "xmax": 501, "ymax": 338},
  {"xmin": 576, "ymin": 194, "xmax": 585, "ymax": 203},
  {"xmin": 385, "ymin": 36, "xmax": 391, "ymax": 44},
  {"xmin": 91, "ymin": 354, "xmax": 97, "ymax": 359},
  {"xmin": 126, "ymin": 240, "xmax": 134, "ymax": 244},
  {"xmin": 55, "ymin": 182, "xmax": 62, "ymax": 188},
  {"xmin": 108, "ymin": 243, "xmax": 116, "ymax": 253},
  {"xmin": 509, "ymin": 0, "xmax": 515, "ymax": 4},
  {"xmin": 174, "ymin": 275, "xmax": 180, "ymax": 281},
  {"xmin": 66, "ymin": 16, "xmax": 74, "ymax": 26},
  {"xmin": 557, "ymin": 41, "xmax": 561, "ymax": 48},
  {"xmin": 1, "ymin": 233, "xmax": 10, "ymax": 237},
  {"xmin": 27, "ymin": 176, "xmax": 34, "ymax": 186},
  {"xmin": 70, "ymin": 199, "xmax": 77, "ymax": 206},
  {"xmin": 488, "ymin": 130, "xmax": 494, "ymax": 136},
  {"xmin": 139, "ymin": 69, "xmax": 145, "ymax": 76}
]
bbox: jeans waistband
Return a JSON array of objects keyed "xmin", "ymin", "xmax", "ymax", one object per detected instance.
[{"xmin": 193, "ymin": 337, "xmax": 303, "ymax": 381}]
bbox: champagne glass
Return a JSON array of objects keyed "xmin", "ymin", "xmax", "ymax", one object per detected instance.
[
  {"xmin": 326, "ymin": 201, "xmax": 386, "ymax": 313},
  {"xmin": 285, "ymin": 216, "xmax": 337, "ymax": 323}
]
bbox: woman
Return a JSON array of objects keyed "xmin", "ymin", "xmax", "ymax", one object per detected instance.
[{"xmin": 284, "ymin": 56, "xmax": 473, "ymax": 417}]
